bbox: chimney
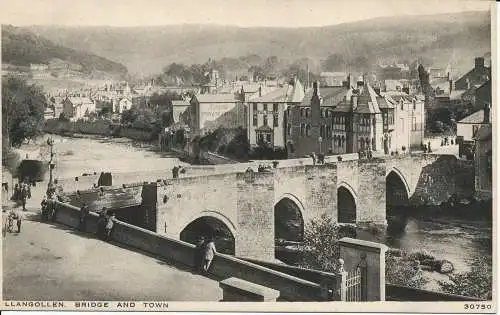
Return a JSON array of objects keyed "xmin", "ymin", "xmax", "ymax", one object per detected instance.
[
  {"xmin": 484, "ymin": 103, "xmax": 490, "ymax": 123},
  {"xmin": 475, "ymin": 57, "xmax": 484, "ymax": 70},
  {"xmin": 311, "ymin": 81, "xmax": 321, "ymax": 139}
]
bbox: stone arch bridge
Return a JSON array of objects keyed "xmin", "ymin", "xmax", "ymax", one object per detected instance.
[{"xmin": 66, "ymin": 154, "xmax": 473, "ymax": 261}]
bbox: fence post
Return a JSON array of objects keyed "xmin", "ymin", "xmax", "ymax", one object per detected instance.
[
  {"xmin": 320, "ymin": 259, "xmax": 347, "ymax": 301},
  {"xmin": 338, "ymin": 237, "xmax": 388, "ymax": 301}
]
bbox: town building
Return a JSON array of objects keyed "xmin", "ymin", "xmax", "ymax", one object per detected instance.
[
  {"xmin": 474, "ymin": 123, "xmax": 492, "ymax": 200},
  {"xmin": 456, "ymin": 104, "xmax": 491, "ymax": 160},
  {"xmin": 113, "ymin": 97, "xmax": 133, "ymax": 114},
  {"xmin": 454, "ymin": 57, "xmax": 491, "ymax": 90},
  {"xmin": 172, "ymin": 99, "xmax": 190, "ymax": 124},
  {"xmin": 287, "ymin": 77, "xmax": 425, "ymax": 158},
  {"xmin": 189, "ymin": 91, "xmax": 246, "ymax": 135},
  {"xmin": 247, "ymin": 78, "xmax": 305, "ymax": 150},
  {"xmin": 62, "ymin": 97, "xmax": 96, "ymax": 121}
]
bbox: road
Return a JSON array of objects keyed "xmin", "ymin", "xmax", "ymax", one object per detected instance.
[{"xmin": 2, "ymin": 211, "xmax": 222, "ymax": 301}]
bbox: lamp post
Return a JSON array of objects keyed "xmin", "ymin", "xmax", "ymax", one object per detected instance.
[{"xmin": 47, "ymin": 137, "xmax": 55, "ymax": 197}]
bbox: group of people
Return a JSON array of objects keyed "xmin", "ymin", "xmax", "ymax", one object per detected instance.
[
  {"xmin": 96, "ymin": 208, "xmax": 116, "ymax": 241},
  {"xmin": 11, "ymin": 182, "xmax": 32, "ymax": 211},
  {"xmin": 310, "ymin": 152, "xmax": 326, "ymax": 165},
  {"xmin": 172, "ymin": 165, "xmax": 186, "ymax": 179},
  {"xmin": 193, "ymin": 236, "xmax": 217, "ymax": 273}
]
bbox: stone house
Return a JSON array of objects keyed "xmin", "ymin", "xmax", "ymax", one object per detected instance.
[
  {"xmin": 456, "ymin": 104, "xmax": 491, "ymax": 159},
  {"xmin": 247, "ymin": 78, "xmax": 305, "ymax": 150},
  {"xmin": 474, "ymin": 124, "xmax": 492, "ymax": 200},
  {"xmin": 62, "ymin": 97, "xmax": 96, "ymax": 121}
]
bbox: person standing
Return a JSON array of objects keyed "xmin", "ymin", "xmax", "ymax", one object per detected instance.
[
  {"xmin": 104, "ymin": 211, "xmax": 116, "ymax": 242},
  {"xmin": 202, "ymin": 236, "xmax": 217, "ymax": 273},
  {"xmin": 79, "ymin": 203, "xmax": 90, "ymax": 232},
  {"xmin": 20, "ymin": 184, "xmax": 28, "ymax": 211},
  {"xmin": 193, "ymin": 236, "xmax": 205, "ymax": 272},
  {"xmin": 96, "ymin": 208, "xmax": 107, "ymax": 239}
]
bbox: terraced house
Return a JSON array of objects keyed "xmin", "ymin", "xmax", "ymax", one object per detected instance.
[{"xmin": 286, "ymin": 76, "xmax": 425, "ymax": 158}]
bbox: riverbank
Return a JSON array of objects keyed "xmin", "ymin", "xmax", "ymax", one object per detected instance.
[{"xmin": 43, "ymin": 119, "xmax": 158, "ymax": 143}]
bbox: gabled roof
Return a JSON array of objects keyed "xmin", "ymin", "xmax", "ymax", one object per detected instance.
[
  {"xmin": 354, "ymin": 84, "xmax": 381, "ymax": 114},
  {"xmin": 67, "ymin": 97, "xmax": 93, "ymax": 106},
  {"xmin": 300, "ymin": 86, "xmax": 348, "ymax": 107},
  {"xmin": 458, "ymin": 110, "xmax": 489, "ymax": 124},
  {"xmin": 251, "ymin": 79, "xmax": 305, "ymax": 103}
]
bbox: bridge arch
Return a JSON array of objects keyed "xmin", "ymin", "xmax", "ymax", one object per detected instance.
[
  {"xmin": 274, "ymin": 193, "xmax": 305, "ymax": 242},
  {"xmin": 386, "ymin": 167, "xmax": 411, "ymax": 198},
  {"xmin": 386, "ymin": 168, "xmax": 411, "ymax": 208},
  {"xmin": 337, "ymin": 183, "xmax": 357, "ymax": 224},
  {"xmin": 179, "ymin": 210, "xmax": 237, "ymax": 255}
]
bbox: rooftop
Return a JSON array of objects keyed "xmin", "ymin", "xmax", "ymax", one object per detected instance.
[
  {"xmin": 194, "ymin": 94, "xmax": 240, "ymax": 103},
  {"xmin": 458, "ymin": 109, "xmax": 489, "ymax": 124}
]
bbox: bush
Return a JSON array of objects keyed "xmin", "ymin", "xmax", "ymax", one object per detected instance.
[{"xmin": 439, "ymin": 257, "xmax": 492, "ymax": 300}]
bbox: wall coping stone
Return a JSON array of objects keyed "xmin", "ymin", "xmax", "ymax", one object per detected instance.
[
  {"xmin": 220, "ymin": 277, "xmax": 280, "ymax": 300},
  {"xmin": 338, "ymin": 237, "xmax": 388, "ymax": 253}
]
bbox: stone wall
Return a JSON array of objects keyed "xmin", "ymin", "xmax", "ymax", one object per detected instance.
[
  {"xmin": 51, "ymin": 200, "xmax": 322, "ymax": 301},
  {"xmin": 410, "ymin": 155, "xmax": 475, "ymax": 205},
  {"xmin": 357, "ymin": 159, "xmax": 387, "ymax": 224},
  {"xmin": 235, "ymin": 172, "xmax": 275, "ymax": 261}
]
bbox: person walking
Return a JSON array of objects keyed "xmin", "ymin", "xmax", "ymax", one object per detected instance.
[{"xmin": 202, "ymin": 236, "xmax": 217, "ymax": 273}]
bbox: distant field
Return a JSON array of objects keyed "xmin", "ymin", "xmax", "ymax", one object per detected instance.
[{"xmin": 27, "ymin": 78, "xmax": 110, "ymax": 90}]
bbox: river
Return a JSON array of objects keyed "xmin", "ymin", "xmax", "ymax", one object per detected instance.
[{"xmin": 12, "ymin": 134, "xmax": 492, "ymax": 291}]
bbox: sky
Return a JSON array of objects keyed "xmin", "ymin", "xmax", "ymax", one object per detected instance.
[{"xmin": 0, "ymin": 0, "xmax": 492, "ymax": 28}]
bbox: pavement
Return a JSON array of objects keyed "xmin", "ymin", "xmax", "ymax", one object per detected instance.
[{"xmin": 2, "ymin": 209, "xmax": 222, "ymax": 301}]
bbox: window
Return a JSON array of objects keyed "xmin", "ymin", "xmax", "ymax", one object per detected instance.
[
  {"xmin": 321, "ymin": 109, "xmax": 325, "ymax": 118},
  {"xmin": 287, "ymin": 123, "xmax": 292, "ymax": 136},
  {"xmin": 412, "ymin": 117, "xmax": 417, "ymax": 131},
  {"xmin": 300, "ymin": 123, "xmax": 305, "ymax": 136},
  {"xmin": 263, "ymin": 103, "xmax": 268, "ymax": 111},
  {"xmin": 306, "ymin": 124, "xmax": 311, "ymax": 136},
  {"xmin": 253, "ymin": 103, "xmax": 257, "ymax": 112},
  {"xmin": 266, "ymin": 133, "xmax": 272, "ymax": 143},
  {"xmin": 273, "ymin": 113, "xmax": 279, "ymax": 126},
  {"xmin": 326, "ymin": 126, "xmax": 332, "ymax": 138},
  {"xmin": 263, "ymin": 115, "xmax": 268, "ymax": 126},
  {"xmin": 273, "ymin": 103, "xmax": 278, "ymax": 112},
  {"xmin": 253, "ymin": 114, "xmax": 258, "ymax": 126},
  {"xmin": 320, "ymin": 125, "xmax": 325, "ymax": 138},
  {"xmin": 473, "ymin": 125, "xmax": 479, "ymax": 136},
  {"xmin": 306, "ymin": 108, "xmax": 310, "ymax": 118},
  {"xmin": 301, "ymin": 108, "xmax": 305, "ymax": 117},
  {"xmin": 287, "ymin": 107, "xmax": 291, "ymax": 118}
]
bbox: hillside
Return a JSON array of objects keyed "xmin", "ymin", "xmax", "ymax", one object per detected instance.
[
  {"xmin": 23, "ymin": 10, "xmax": 491, "ymax": 77},
  {"xmin": 2, "ymin": 25, "xmax": 128, "ymax": 79}
]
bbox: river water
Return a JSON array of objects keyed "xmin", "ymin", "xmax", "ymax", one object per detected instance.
[{"xmin": 15, "ymin": 134, "xmax": 492, "ymax": 290}]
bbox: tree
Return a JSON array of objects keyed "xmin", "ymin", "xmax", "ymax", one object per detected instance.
[
  {"xmin": 299, "ymin": 214, "xmax": 356, "ymax": 272},
  {"xmin": 322, "ymin": 54, "xmax": 346, "ymax": 71},
  {"xmin": 439, "ymin": 257, "xmax": 492, "ymax": 300},
  {"xmin": 2, "ymin": 76, "xmax": 46, "ymax": 147},
  {"xmin": 299, "ymin": 214, "xmax": 427, "ymax": 289}
]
